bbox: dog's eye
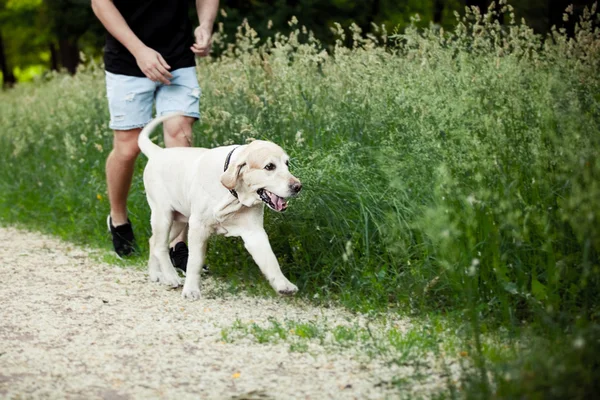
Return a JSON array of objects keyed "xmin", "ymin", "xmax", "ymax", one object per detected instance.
[
  {"xmin": 285, "ymin": 160, "xmax": 289, "ymax": 167},
  {"xmin": 264, "ymin": 163, "xmax": 276, "ymax": 171}
]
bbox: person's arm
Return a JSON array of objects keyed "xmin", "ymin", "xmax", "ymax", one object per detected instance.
[
  {"xmin": 91, "ymin": 0, "xmax": 173, "ymax": 84},
  {"xmin": 191, "ymin": 0, "xmax": 220, "ymax": 57}
]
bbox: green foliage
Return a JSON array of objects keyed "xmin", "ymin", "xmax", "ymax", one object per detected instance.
[
  {"xmin": 461, "ymin": 325, "xmax": 600, "ymax": 399},
  {"xmin": 0, "ymin": 0, "xmax": 105, "ymax": 84},
  {"xmin": 1, "ymin": 0, "xmax": 599, "ymax": 317},
  {"xmin": 0, "ymin": 0, "xmax": 48, "ymax": 71},
  {"xmin": 217, "ymin": 0, "xmax": 460, "ymax": 51},
  {"xmin": 1, "ymin": 1, "xmax": 599, "ymax": 317}
]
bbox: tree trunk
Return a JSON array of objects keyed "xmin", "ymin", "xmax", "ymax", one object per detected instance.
[
  {"xmin": 358, "ymin": 0, "xmax": 381, "ymax": 35},
  {"xmin": 58, "ymin": 37, "xmax": 79, "ymax": 75},
  {"xmin": 0, "ymin": 30, "xmax": 16, "ymax": 88},
  {"xmin": 465, "ymin": 0, "xmax": 489, "ymax": 12},
  {"xmin": 50, "ymin": 42, "xmax": 59, "ymax": 71},
  {"xmin": 433, "ymin": 0, "xmax": 444, "ymax": 24}
]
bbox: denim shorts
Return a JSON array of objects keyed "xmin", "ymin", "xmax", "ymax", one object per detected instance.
[{"xmin": 105, "ymin": 67, "xmax": 201, "ymax": 130}]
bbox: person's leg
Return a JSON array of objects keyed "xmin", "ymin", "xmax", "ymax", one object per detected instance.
[
  {"xmin": 105, "ymin": 71, "xmax": 156, "ymax": 256},
  {"xmin": 163, "ymin": 116, "xmax": 196, "ymax": 247},
  {"xmin": 105, "ymin": 129, "xmax": 141, "ymax": 257},
  {"xmin": 156, "ymin": 66, "xmax": 200, "ymax": 147},
  {"xmin": 106, "ymin": 128, "xmax": 141, "ymax": 226},
  {"xmin": 163, "ymin": 115, "xmax": 195, "ymax": 148},
  {"xmin": 156, "ymin": 66, "xmax": 202, "ymax": 269}
]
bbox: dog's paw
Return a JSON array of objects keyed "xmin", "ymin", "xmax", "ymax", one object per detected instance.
[
  {"xmin": 159, "ymin": 272, "xmax": 182, "ymax": 288},
  {"xmin": 273, "ymin": 279, "xmax": 298, "ymax": 296},
  {"xmin": 278, "ymin": 285, "xmax": 298, "ymax": 296},
  {"xmin": 182, "ymin": 285, "xmax": 201, "ymax": 301},
  {"xmin": 149, "ymin": 271, "xmax": 162, "ymax": 283}
]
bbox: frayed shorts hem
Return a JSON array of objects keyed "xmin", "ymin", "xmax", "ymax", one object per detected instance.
[
  {"xmin": 108, "ymin": 119, "xmax": 153, "ymax": 131},
  {"xmin": 159, "ymin": 111, "xmax": 201, "ymax": 119}
]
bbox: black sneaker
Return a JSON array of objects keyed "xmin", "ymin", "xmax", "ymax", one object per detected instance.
[
  {"xmin": 169, "ymin": 241, "xmax": 210, "ymax": 275},
  {"xmin": 107, "ymin": 215, "xmax": 137, "ymax": 257},
  {"xmin": 170, "ymin": 242, "xmax": 189, "ymax": 273}
]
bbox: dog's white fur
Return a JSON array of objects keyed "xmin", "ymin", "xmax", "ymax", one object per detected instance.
[{"xmin": 138, "ymin": 113, "xmax": 301, "ymax": 300}]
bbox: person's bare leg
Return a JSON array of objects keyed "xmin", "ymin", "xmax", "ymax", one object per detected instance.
[
  {"xmin": 163, "ymin": 115, "xmax": 194, "ymax": 148},
  {"xmin": 163, "ymin": 116, "xmax": 195, "ymax": 246},
  {"xmin": 106, "ymin": 128, "xmax": 142, "ymax": 226}
]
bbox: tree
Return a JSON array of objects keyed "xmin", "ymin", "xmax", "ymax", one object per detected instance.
[
  {"xmin": 42, "ymin": 0, "xmax": 99, "ymax": 74},
  {"xmin": 465, "ymin": 0, "xmax": 490, "ymax": 12},
  {"xmin": 0, "ymin": 0, "xmax": 14, "ymax": 87},
  {"xmin": 433, "ymin": 0, "xmax": 445, "ymax": 24},
  {"xmin": 0, "ymin": 29, "xmax": 16, "ymax": 87},
  {"xmin": 0, "ymin": 0, "xmax": 42, "ymax": 87}
]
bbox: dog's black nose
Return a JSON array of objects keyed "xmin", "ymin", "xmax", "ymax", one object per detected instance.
[{"xmin": 290, "ymin": 181, "xmax": 302, "ymax": 194}]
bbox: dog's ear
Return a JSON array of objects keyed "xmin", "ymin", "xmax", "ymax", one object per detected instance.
[{"xmin": 220, "ymin": 160, "xmax": 246, "ymax": 190}]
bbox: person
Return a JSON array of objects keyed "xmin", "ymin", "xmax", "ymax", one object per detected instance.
[{"xmin": 92, "ymin": 0, "xmax": 219, "ymax": 271}]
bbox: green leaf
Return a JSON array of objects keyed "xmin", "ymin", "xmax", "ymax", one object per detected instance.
[{"xmin": 531, "ymin": 278, "xmax": 547, "ymax": 301}]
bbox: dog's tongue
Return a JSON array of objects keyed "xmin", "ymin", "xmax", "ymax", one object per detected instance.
[{"xmin": 268, "ymin": 192, "xmax": 287, "ymax": 211}]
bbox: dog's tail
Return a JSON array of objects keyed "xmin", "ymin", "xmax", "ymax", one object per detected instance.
[{"xmin": 138, "ymin": 112, "xmax": 185, "ymax": 159}]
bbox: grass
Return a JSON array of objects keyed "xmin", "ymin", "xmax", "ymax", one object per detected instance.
[
  {"xmin": 218, "ymin": 312, "xmax": 543, "ymax": 397},
  {"xmin": 220, "ymin": 315, "xmax": 448, "ymax": 366},
  {"xmin": 1, "ymin": 1, "xmax": 599, "ymax": 398}
]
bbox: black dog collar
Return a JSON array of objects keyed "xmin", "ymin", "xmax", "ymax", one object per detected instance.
[{"xmin": 223, "ymin": 146, "xmax": 239, "ymax": 199}]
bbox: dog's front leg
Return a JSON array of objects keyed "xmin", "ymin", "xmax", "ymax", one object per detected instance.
[
  {"xmin": 241, "ymin": 229, "xmax": 298, "ymax": 296},
  {"xmin": 181, "ymin": 221, "xmax": 211, "ymax": 301}
]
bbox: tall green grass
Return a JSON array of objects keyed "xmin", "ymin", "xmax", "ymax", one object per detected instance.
[{"xmin": 1, "ymin": 1, "xmax": 599, "ymax": 397}]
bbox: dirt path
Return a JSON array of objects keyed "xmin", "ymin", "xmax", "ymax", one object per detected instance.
[{"xmin": 0, "ymin": 226, "xmax": 446, "ymax": 399}]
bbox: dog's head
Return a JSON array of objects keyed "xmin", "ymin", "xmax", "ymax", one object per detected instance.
[{"xmin": 220, "ymin": 140, "xmax": 302, "ymax": 211}]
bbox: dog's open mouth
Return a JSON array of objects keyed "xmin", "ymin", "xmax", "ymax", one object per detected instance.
[{"xmin": 257, "ymin": 189, "xmax": 288, "ymax": 212}]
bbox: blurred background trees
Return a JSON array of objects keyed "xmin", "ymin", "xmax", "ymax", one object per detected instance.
[
  {"xmin": 0, "ymin": 0, "xmax": 102, "ymax": 86},
  {"xmin": 0, "ymin": 0, "xmax": 597, "ymax": 87}
]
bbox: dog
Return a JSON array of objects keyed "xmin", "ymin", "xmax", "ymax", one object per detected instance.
[{"xmin": 138, "ymin": 113, "xmax": 302, "ymax": 300}]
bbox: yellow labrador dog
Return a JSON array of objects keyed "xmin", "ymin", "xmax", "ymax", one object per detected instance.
[{"xmin": 138, "ymin": 113, "xmax": 302, "ymax": 300}]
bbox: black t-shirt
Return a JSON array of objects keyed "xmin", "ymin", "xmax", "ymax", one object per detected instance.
[{"xmin": 103, "ymin": 0, "xmax": 196, "ymax": 77}]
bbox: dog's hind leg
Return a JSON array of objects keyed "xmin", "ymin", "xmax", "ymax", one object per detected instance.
[
  {"xmin": 150, "ymin": 211, "xmax": 182, "ymax": 288},
  {"xmin": 181, "ymin": 220, "xmax": 211, "ymax": 301},
  {"xmin": 148, "ymin": 234, "xmax": 162, "ymax": 282}
]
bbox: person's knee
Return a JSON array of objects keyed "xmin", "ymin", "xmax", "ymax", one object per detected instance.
[
  {"xmin": 163, "ymin": 116, "xmax": 195, "ymax": 147},
  {"xmin": 112, "ymin": 130, "xmax": 141, "ymax": 161}
]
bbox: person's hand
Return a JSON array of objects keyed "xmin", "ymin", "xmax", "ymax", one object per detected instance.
[
  {"xmin": 191, "ymin": 26, "xmax": 213, "ymax": 57},
  {"xmin": 134, "ymin": 46, "xmax": 173, "ymax": 85}
]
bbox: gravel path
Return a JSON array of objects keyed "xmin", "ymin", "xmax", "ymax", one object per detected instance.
[{"xmin": 0, "ymin": 226, "xmax": 447, "ymax": 399}]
